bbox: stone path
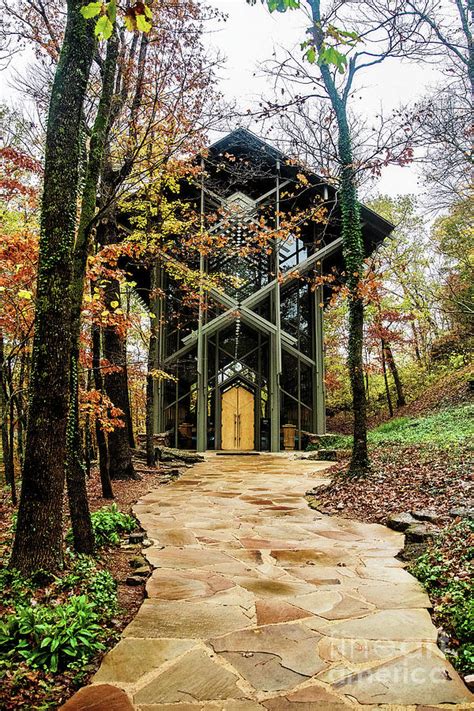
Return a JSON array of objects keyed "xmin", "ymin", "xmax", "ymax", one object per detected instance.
[{"xmin": 92, "ymin": 454, "xmax": 473, "ymax": 709}]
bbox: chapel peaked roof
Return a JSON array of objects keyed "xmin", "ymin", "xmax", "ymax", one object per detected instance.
[
  {"xmin": 209, "ymin": 127, "xmax": 285, "ymax": 161},
  {"xmin": 205, "ymin": 127, "xmax": 394, "ymax": 244}
]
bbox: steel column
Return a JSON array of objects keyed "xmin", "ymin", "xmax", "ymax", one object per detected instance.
[
  {"xmin": 270, "ymin": 160, "xmax": 281, "ymax": 452},
  {"xmin": 313, "ymin": 278, "xmax": 326, "ymax": 434},
  {"xmin": 196, "ymin": 159, "xmax": 208, "ymax": 451}
]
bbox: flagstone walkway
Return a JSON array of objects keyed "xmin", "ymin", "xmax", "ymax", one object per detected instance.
[{"xmin": 92, "ymin": 454, "xmax": 473, "ymax": 709}]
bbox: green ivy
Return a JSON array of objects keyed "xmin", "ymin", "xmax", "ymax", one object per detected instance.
[{"xmin": 410, "ymin": 520, "xmax": 474, "ymax": 675}]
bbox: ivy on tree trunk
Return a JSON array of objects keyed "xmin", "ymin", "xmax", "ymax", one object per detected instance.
[
  {"xmin": 308, "ymin": 0, "xmax": 369, "ymax": 474},
  {"xmin": 10, "ymin": 0, "xmax": 95, "ymax": 575},
  {"xmin": 66, "ymin": 28, "xmax": 119, "ymax": 554}
]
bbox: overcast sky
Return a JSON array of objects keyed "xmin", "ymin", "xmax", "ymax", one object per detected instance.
[
  {"xmin": 0, "ymin": 0, "xmax": 443, "ymax": 200},
  {"xmin": 206, "ymin": 0, "xmax": 442, "ymax": 199}
]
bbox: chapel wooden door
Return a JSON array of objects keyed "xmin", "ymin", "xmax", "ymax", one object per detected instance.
[{"xmin": 221, "ymin": 386, "xmax": 255, "ymax": 450}]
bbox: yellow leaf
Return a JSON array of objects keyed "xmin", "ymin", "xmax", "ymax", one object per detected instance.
[
  {"xmin": 101, "ymin": 310, "xmax": 109, "ymax": 317},
  {"xmin": 136, "ymin": 13, "xmax": 151, "ymax": 32},
  {"xmin": 110, "ymin": 300, "xmax": 119, "ymax": 308},
  {"xmin": 18, "ymin": 290, "xmax": 32, "ymax": 300}
]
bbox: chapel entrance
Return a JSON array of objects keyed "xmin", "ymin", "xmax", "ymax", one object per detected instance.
[{"xmin": 221, "ymin": 385, "xmax": 255, "ymax": 450}]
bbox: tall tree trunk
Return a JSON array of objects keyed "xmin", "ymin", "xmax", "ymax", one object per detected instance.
[
  {"xmin": 92, "ymin": 325, "xmax": 113, "ymax": 498},
  {"xmin": 102, "ymin": 246, "xmax": 137, "ymax": 480},
  {"xmin": 9, "ymin": 0, "xmax": 95, "ymax": 575},
  {"xmin": 66, "ymin": 29, "xmax": 118, "ymax": 554},
  {"xmin": 66, "ymin": 356, "xmax": 95, "ymax": 553},
  {"xmin": 8, "ymin": 369, "xmax": 16, "ymax": 503},
  {"xmin": 123, "ymin": 287, "xmax": 136, "ymax": 449},
  {"xmin": 381, "ymin": 338, "xmax": 394, "ymax": 417},
  {"xmin": 15, "ymin": 352, "xmax": 26, "ymax": 470},
  {"xmin": 309, "ymin": 2, "xmax": 369, "ymax": 474},
  {"xmin": 335, "ymin": 120, "xmax": 369, "ymax": 472},
  {"xmin": 384, "ymin": 342, "xmax": 406, "ymax": 407},
  {"xmin": 146, "ymin": 265, "xmax": 159, "ymax": 466},
  {"xmin": 0, "ymin": 333, "xmax": 15, "ymax": 502},
  {"xmin": 411, "ymin": 322, "xmax": 422, "ymax": 363}
]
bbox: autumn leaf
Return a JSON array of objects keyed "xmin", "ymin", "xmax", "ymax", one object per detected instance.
[
  {"xmin": 136, "ymin": 13, "xmax": 152, "ymax": 32},
  {"xmin": 95, "ymin": 14, "xmax": 113, "ymax": 40},
  {"xmin": 80, "ymin": 1, "xmax": 102, "ymax": 19}
]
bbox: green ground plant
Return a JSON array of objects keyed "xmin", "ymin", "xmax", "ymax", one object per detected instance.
[
  {"xmin": 410, "ymin": 520, "xmax": 474, "ymax": 674},
  {"xmin": 0, "ymin": 553, "xmax": 120, "ymax": 706},
  {"xmin": 309, "ymin": 403, "xmax": 474, "ymax": 451},
  {"xmin": 0, "ymin": 555, "xmax": 118, "ymax": 674},
  {"xmin": 66, "ymin": 503, "xmax": 136, "ymax": 548},
  {"xmin": 0, "ymin": 595, "xmax": 106, "ymax": 673}
]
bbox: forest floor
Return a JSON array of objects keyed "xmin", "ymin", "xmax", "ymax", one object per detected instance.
[
  {"xmin": 311, "ymin": 371, "xmax": 474, "ymax": 679},
  {"xmin": 0, "ymin": 461, "xmax": 168, "ymax": 710}
]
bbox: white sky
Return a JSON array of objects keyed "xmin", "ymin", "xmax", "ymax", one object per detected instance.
[
  {"xmin": 0, "ymin": 0, "xmax": 443, "ymax": 199},
  {"xmin": 206, "ymin": 0, "xmax": 443, "ymax": 198}
]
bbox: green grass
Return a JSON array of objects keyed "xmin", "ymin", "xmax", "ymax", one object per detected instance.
[
  {"xmin": 369, "ymin": 404, "xmax": 473, "ymax": 446},
  {"xmin": 310, "ymin": 404, "xmax": 474, "ymax": 451}
]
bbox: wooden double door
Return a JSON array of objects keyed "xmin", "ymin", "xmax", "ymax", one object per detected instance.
[{"xmin": 221, "ymin": 385, "xmax": 255, "ymax": 450}]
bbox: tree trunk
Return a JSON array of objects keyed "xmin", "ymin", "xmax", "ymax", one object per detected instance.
[
  {"xmin": 337, "ymin": 117, "xmax": 369, "ymax": 473},
  {"xmin": 384, "ymin": 342, "xmax": 406, "ymax": 407},
  {"xmin": 103, "ymin": 320, "xmax": 137, "ymax": 479},
  {"xmin": 9, "ymin": 0, "xmax": 95, "ymax": 575},
  {"xmin": 15, "ymin": 353, "xmax": 26, "ymax": 470},
  {"xmin": 102, "ymin": 249, "xmax": 137, "ymax": 480},
  {"xmin": 92, "ymin": 325, "xmax": 113, "ymax": 498},
  {"xmin": 0, "ymin": 333, "xmax": 15, "ymax": 502},
  {"xmin": 146, "ymin": 265, "xmax": 159, "ymax": 466},
  {"xmin": 411, "ymin": 322, "xmax": 422, "ymax": 363},
  {"xmin": 8, "ymin": 370, "xmax": 16, "ymax": 503},
  {"xmin": 309, "ymin": 2, "xmax": 369, "ymax": 474},
  {"xmin": 123, "ymin": 287, "xmax": 136, "ymax": 449},
  {"xmin": 381, "ymin": 338, "xmax": 394, "ymax": 417},
  {"xmin": 65, "ymin": 28, "xmax": 118, "ymax": 554},
  {"xmin": 66, "ymin": 356, "xmax": 95, "ymax": 553}
]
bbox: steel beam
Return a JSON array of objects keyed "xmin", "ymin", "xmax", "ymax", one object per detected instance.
[{"xmin": 313, "ymin": 279, "xmax": 326, "ymax": 434}]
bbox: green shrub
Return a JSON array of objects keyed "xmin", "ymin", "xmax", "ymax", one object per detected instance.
[
  {"xmin": 85, "ymin": 570, "xmax": 118, "ymax": 614},
  {"xmin": 0, "ymin": 568, "xmax": 34, "ymax": 608},
  {"xmin": 66, "ymin": 504, "xmax": 136, "ymax": 548},
  {"xmin": 0, "ymin": 595, "xmax": 105, "ymax": 673},
  {"xmin": 411, "ymin": 554, "xmax": 443, "ymax": 591},
  {"xmin": 90, "ymin": 504, "xmax": 136, "ymax": 546}
]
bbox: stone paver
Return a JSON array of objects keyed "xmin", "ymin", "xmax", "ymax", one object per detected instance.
[{"xmin": 91, "ymin": 454, "xmax": 473, "ymax": 709}]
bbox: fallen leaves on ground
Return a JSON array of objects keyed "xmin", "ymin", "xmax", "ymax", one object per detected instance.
[{"xmin": 313, "ymin": 443, "xmax": 472, "ymax": 524}]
